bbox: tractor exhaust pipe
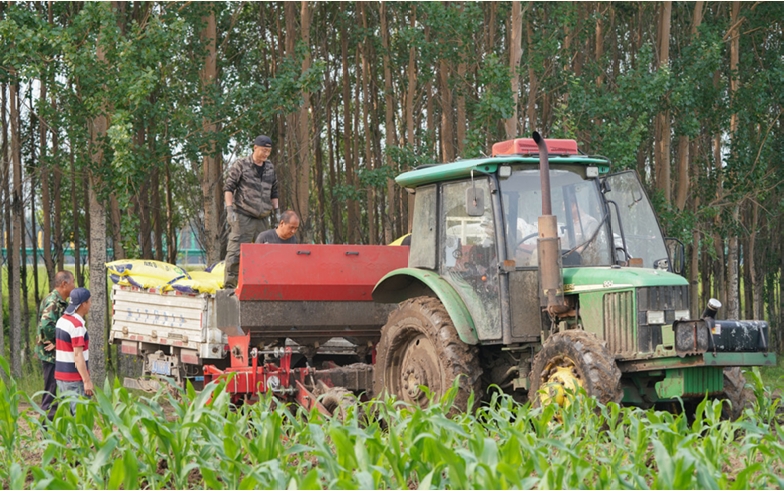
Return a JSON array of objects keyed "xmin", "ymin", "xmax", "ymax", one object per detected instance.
[{"xmin": 533, "ymin": 132, "xmax": 568, "ymax": 315}]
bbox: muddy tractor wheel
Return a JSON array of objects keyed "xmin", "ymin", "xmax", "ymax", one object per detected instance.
[
  {"xmin": 720, "ymin": 367, "xmax": 753, "ymax": 420},
  {"xmin": 374, "ymin": 296, "xmax": 482, "ymax": 412},
  {"xmin": 529, "ymin": 330, "xmax": 622, "ymax": 408}
]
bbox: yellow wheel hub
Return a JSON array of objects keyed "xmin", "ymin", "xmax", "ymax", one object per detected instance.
[{"xmin": 539, "ymin": 357, "xmax": 583, "ymax": 408}]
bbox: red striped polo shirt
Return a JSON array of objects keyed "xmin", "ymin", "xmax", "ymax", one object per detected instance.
[{"xmin": 55, "ymin": 313, "xmax": 89, "ymax": 382}]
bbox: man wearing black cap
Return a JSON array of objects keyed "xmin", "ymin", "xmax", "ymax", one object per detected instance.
[
  {"xmin": 54, "ymin": 287, "xmax": 93, "ymax": 415},
  {"xmin": 223, "ymin": 135, "xmax": 280, "ymax": 289}
]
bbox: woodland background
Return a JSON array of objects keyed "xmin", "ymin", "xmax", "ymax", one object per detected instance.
[{"xmin": 0, "ymin": 2, "xmax": 782, "ymax": 384}]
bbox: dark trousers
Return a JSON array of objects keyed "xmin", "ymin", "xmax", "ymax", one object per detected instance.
[
  {"xmin": 223, "ymin": 213, "xmax": 270, "ymax": 288},
  {"xmin": 41, "ymin": 361, "xmax": 57, "ymax": 420}
]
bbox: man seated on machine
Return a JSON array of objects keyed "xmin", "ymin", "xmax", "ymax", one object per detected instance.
[{"xmin": 255, "ymin": 210, "xmax": 301, "ymax": 244}]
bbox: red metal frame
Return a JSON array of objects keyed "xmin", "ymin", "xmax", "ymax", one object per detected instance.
[{"xmin": 492, "ymin": 137, "xmax": 579, "ymax": 156}]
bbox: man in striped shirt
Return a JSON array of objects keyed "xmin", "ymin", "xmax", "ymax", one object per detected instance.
[{"xmin": 55, "ymin": 287, "xmax": 94, "ymax": 415}]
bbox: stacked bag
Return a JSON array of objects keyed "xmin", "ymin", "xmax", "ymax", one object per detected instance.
[{"xmin": 106, "ymin": 259, "xmax": 225, "ymax": 295}]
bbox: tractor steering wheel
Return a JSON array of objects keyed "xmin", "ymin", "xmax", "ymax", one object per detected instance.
[{"xmin": 516, "ymin": 232, "xmax": 538, "ymax": 249}]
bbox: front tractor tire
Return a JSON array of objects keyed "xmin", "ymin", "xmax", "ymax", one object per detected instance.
[
  {"xmin": 529, "ymin": 330, "xmax": 622, "ymax": 407},
  {"xmin": 374, "ymin": 296, "xmax": 482, "ymax": 412},
  {"xmin": 720, "ymin": 367, "xmax": 753, "ymax": 420}
]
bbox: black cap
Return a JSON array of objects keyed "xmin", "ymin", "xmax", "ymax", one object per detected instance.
[
  {"xmin": 65, "ymin": 287, "xmax": 91, "ymax": 315},
  {"xmin": 254, "ymin": 135, "xmax": 272, "ymax": 148}
]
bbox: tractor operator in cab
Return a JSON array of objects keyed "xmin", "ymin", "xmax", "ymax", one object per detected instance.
[
  {"xmin": 223, "ymin": 135, "xmax": 280, "ymax": 289},
  {"xmin": 256, "ymin": 210, "xmax": 300, "ymax": 244}
]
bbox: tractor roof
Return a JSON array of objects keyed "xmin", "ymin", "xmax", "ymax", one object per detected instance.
[{"xmin": 396, "ymin": 137, "xmax": 610, "ymax": 188}]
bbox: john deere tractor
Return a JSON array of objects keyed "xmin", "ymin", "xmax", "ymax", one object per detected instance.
[{"xmin": 373, "ymin": 133, "xmax": 775, "ymax": 416}]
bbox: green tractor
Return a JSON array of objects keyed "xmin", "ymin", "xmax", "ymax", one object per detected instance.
[{"xmin": 373, "ymin": 133, "xmax": 775, "ymax": 416}]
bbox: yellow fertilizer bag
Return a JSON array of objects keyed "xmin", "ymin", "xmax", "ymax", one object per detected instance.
[
  {"xmin": 204, "ymin": 260, "xmax": 225, "ymax": 277},
  {"xmin": 167, "ymin": 271, "xmax": 223, "ymax": 295},
  {"xmin": 106, "ymin": 259, "xmax": 189, "ymax": 282},
  {"xmin": 124, "ymin": 274, "xmax": 172, "ymax": 290}
]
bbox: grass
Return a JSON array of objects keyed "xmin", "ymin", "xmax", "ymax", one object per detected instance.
[
  {"xmin": 760, "ymin": 356, "xmax": 784, "ymax": 395},
  {"xmin": 1, "ymin": 357, "xmax": 783, "ymax": 489}
]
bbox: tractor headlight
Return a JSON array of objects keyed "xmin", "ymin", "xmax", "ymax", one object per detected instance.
[
  {"xmin": 674, "ymin": 309, "xmax": 690, "ymax": 321},
  {"xmin": 647, "ymin": 310, "xmax": 665, "ymax": 325}
]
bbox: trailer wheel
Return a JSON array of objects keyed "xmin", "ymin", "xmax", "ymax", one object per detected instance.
[
  {"xmin": 720, "ymin": 367, "xmax": 753, "ymax": 420},
  {"xmin": 529, "ymin": 330, "xmax": 622, "ymax": 407},
  {"xmin": 374, "ymin": 296, "xmax": 482, "ymax": 412}
]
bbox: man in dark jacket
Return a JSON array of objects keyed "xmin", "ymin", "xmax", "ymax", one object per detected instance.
[
  {"xmin": 36, "ymin": 270, "xmax": 75, "ymax": 420},
  {"xmin": 223, "ymin": 135, "xmax": 280, "ymax": 288}
]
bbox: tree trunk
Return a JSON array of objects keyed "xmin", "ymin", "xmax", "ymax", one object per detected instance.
[
  {"xmin": 505, "ymin": 1, "xmax": 522, "ymax": 138},
  {"xmin": 439, "ymin": 58, "xmax": 454, "ymax": 162},
  {"xmin": 674, "ymin": 136, "xmax": 689, "ymax": 211},
  {"xmin": 359, "ymin": 3, "xmax": 376, "ymax": 245},
  {"xmin": 87, "ymin": 32, "xmax": 110, "ymax": 384},
  {"xmin": 200, "ymin": 7, "xmax": 223, "ymax": 265},
  {"xmin": 0, "ymin": 83, "xmax": 5, "ymax": 364},
  {"xmin": 109, "ymin": 195, "xmax": 125, "ymax": 260},
  {"xmin": 151, "ymin": 166, "xmax": 163, "ymax": 261},
  {"xmin": 325, "ymin": 66, "xmax": 342, "ymax": 243},
  {"xmin": 526, "ymin": 3, "xmax": 538, "ymax": 133},
  {"xmin": 674, "ymin": 3, "xmax": 704, "ymax": 213},
  {"xmin": 380, "ymin": 1, "xmax": 397, "ymax": 243},
  {"xmin": 10, "ymin": 79, "xmax": 23, "ymax": 379},
  {"xmin": 53, "ymin": 94, "xmax": 63, "ymax": 272},
  {"xmin": 725, "ymin": 1, "xmax": 741, "ymax": 320},
  {"xmin": 425, "ymin": 24, "xmax": 434, "ymax": 153},
  {"xmin": 71, "ymin": 149, "xmax": 83, "ymax": 286},
  {"xmin": 297, "ymin": 0, "xmax": 312, "ymax": 241},
  {"xmin": 164, "ymin": 155, "xmax": 177, "ymax": 264},
  {"xmin": 40, "ymin": 70, "xmax": 54, "ymax": 288},
  {"xmin": 0, "ymin": 82, "xmax": 6, "ymax": 363},
  {"xmin": 406, "ymin": 6, "xmax": 417, "ymax": 149},
  {"xmin": 595, "ymin": 3, "xmax": 605, "ymax": 87},
  {"xmin": 341, "ymin": 4, "xmax": 358, "ymax": 244},
  {"xmin": 654, "ymin": 1, "xmax": 672, "ymax": 204},
  {"xmin": 688, "ymin": 139, "xmax": 701, "ymax": 318},
  {"xmin": 455, "ymin": 4, "xmax": 467, "ymax": 156},
  {"xmin": 726, "ymin": 207, "xmax": 740, "ymax": 320},
  {"xmin": 283, "ymin": 1, "xmax": 298, "ymax": 215},
  {"xmin": 486, "ymin": 2, "xmax": 497, "ymax": 55}
]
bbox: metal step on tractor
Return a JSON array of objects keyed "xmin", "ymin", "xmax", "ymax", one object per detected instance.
[{"xmin": 111, "ymin": 133, "xmax": 775, "ymax": 417}]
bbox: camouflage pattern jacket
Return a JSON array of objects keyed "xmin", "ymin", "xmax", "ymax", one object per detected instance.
[
  {"xmin": 223, "ymin": 156, "xmax": 278, "ymax": 219},
  {"xmin": 35, "ymin": 289, "xmax": 68, "ymax": 364}
]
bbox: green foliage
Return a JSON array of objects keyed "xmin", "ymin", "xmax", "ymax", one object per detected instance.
[{"xmin": 1, "ymin": 359, "xmax": 783, "ymax": 489}]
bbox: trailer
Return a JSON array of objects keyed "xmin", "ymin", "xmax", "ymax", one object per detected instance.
[{"xmin": 111, "ymin": 244, "xmax": 409, "ymax": 406}]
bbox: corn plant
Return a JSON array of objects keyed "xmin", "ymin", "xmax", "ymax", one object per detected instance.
[{"xmin": 1, "ymin": 355, "xmax": 783, "ymax": 489}]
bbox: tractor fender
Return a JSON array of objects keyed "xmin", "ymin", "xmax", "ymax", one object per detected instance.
[{"xmin": 372, "ymin": 268, "xmax": 478, "ymax": 345}]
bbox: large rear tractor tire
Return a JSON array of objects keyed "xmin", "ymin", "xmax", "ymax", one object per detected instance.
[
  {"xmin": 720, "ymin": 367, "xmax": 753, "ymax": 420},
  {"xmin": 374, "ymin": 296, "xmax": 482, "ymax": 412},
  {"xmin": 529, "ymin": 330, "xmax": 622, "ymax": 407}
]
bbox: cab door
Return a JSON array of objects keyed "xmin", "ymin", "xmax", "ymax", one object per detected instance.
[{"xmin": 439, "ymin": 178, "xmax": 502, "ymax": 342}]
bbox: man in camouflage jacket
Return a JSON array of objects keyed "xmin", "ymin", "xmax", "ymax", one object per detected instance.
[
  {"xmin": 223, "ymin": 135, "xmax": 280, "ymax": 288},
  {"xmin": 36, "ymin": 270, "xmax": 75, "ymax": 420}
]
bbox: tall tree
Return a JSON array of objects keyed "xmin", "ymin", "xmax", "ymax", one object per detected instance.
[
  {"xmin": 380, "ymin": 1, "xmax": 397, "ymax": 243},
  {"xmin": 199, "ymin": 6, "xmax": 223, "ymax": 265},
  {"xmin": 505, "ymin": 1, "xmax": 522, "ymax": 138},
  {"xmin": 9, "ymin": 77, "xmax": 23, "ymax": 379},
  {"xmin": 654, "ymin": 1, "xmax": 672, "ymax": 204},
  {"xmin": 725, "ymin": 1, "xmax": 741, "ymax": 320}
]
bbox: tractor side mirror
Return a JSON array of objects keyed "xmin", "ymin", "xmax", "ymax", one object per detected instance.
[
  {"xmin": 665, "ymin": 237, "xmax": 685, "ymax": 275},
  {"xmin": 466, "ymin": 187, "xmax": 485, "ymax": 216}
]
